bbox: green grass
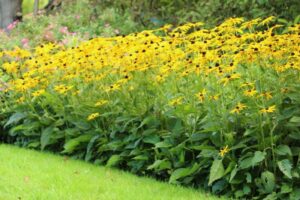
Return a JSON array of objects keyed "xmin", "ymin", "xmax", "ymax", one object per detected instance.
[{"xmin": 0, "ymin": 144, "xmax": 225, "ymax": 200}]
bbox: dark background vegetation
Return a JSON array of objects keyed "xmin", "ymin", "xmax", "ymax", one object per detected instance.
[{"xmin": 94, "ymin": 0, "xmax": 300, "ymax": 27}]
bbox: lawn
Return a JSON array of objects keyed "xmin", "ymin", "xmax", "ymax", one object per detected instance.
[{"xmin": 0, "ymin": 144, "xmax": 224, "ymax": 200}]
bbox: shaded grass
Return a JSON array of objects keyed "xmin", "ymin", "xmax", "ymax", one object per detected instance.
[{"xmin": 0, "ymin": 144, "xmax": 225, "ymax": 200}]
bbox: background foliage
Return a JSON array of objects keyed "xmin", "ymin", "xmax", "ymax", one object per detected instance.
[{"xmin": 95, "ymin": 0, "xmax": 300, "ymax": 27}]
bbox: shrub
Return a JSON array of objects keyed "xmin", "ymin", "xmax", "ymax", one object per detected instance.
[{"xmin": 0, "ymin": 17, "xmax": 300, "ymax": 199}]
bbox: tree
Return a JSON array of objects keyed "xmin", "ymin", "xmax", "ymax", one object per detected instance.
[{"xmin": 0, "ymin": 0, "xmax": 22, "ymax": 29}]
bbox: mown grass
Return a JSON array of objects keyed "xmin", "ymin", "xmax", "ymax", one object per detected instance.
[{"xmin": 0, "ymin": 144, "xmax": 225, "ymax": 200}]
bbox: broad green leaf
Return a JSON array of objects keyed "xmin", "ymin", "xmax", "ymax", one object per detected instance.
[
  {"xmin": 208, "ymin": 159, "xmax": 224, "ymax": 186},
  {"xmin": 189, "ymin": 133, "xmax": 210, "ymax": 141},
  {"xmin": 71, "ymin": 121, "xmax": 91, "ymax": 130},
  {"xmin": 62, "ymin": 134, "xmax": 93, "ymax": 154},
  {"xmin": 289, "ymin": 116, "xmax": 300, "ymax": 123},
  {"xmin": 191, "ymin": 145, "xmax": 214, "ymax": 151},
  {"xmin": 133, "ymin": 155, "xmax": 148, "ymax": 160},
  {"xmin": 239, "ymin": 157, "xmax": 252, "ymax": 169},
  {"xmin": 142, "ymin": 128, "xmax": 157, "ymax": 136},
  {"xmin": 229, "ymin": 165, "xmax": 238, "ymax": 183},
  {"xmin": 27, "ymin": 141, "xmax": 40, "ymax": 148},
  {"xmin": 147, "ymin": 159, "xmax": 171, "ymax": 171},
  {"xmin": 106, "ymin": 155, "xmax": 122, "ymax": 167},
  {"xmin": 243, "ymin": 185, "xmax": 251, "ymax": 195},
  {"xmin": 234, "ymin": 190, "xmax": 244, "ymax": 198},
  {"xmin": 278, "ymin": 159, "xmax": 293, "ymax": 179},
  {"xmin": 199, "ymin": 149, "xmax": 218, "ymax": 158},
  {"xmin": 245, "ymin": 172, "xmax": 252, "ymax": 183},
  {"xmin": 261, "ymin": 171, "xmax": 275, "ymax": 193},
  {"xmin": 155, "ymin": 141, "xmax": 172, "ymax": 148},
  {"xmin": 4, "ymin": 112, "xmax": 27, "ymax": 128},
  {"xmin": 289, "ymin": 132, "xmax": 300, "ymax": 140},
  {"xmin": 212, "ymin": 179, "xmax": 227, "ymax": 194},
  {"xmin": 169, "ymin": 163, "xmax": 199, "ymax": 183},
  {"xmin": 252, "ymin": 151, "xmax": 266, "ymax": 166},
  {"xmin": 166, "ymin": 117, "xmax": 183, "ymax": 134},
  {"xmin": 85, "ymin": 135, "xmax": 100, "ymax": 162},
  {"xmin": 276, "ymin": 145, "xmax": 292, "ymax": 156},
  {"xmin": 290, "ymin": 188, "xmax": 300, "ymax": 200},
  {"xmin": 139, "ymin": 116, "xmax": 159, "ymax": 128},
  {"xmin": 143, "ymin": 134, "xmax": 160, "ymax": 144},
  {"xmin": 240, "ymin": 151, "xmax": 265, "ymax": 169},
  {"xmin": 41, "ymin": 126, "xmax": 54, "ymax": 150},
  {"xmin": 281, "ymin": 184, "xmax": 292, "ymax": 194}
]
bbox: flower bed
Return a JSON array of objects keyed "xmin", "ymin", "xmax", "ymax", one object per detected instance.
[{"xmin": 0, "ymin": 17, "xmax": 299, "ymax": 199}]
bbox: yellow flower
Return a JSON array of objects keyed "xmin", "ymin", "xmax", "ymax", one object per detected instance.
[
  {"xmin": 230, "ymin": 102, "xmax": 247, "ymax": 114},
  {"xmin": 32, "ymin": 89, "xmax": 45, "ymax": 97},
  {"xmin": 260, "ymin": 105, "xmax": 276, "ymax": 113},
  {"xmin": 244, "ymin": 88, "xmax": 257, "ymax": 97},
  {"xmin": 259, "ymin": 16, "xmax": 275, "ymax": 26},
  {"xmin": 210, "ymin": 94, "xmax": 220, "ymax": 101},
  {"xmin": 105, "ymin": 83, "xmax": 121, "ymax": 92},
  {"xmin": 196, "ymin": 89, "xmax": 206, "ymax": 103},
  {"xmin": 219, "ymin": 145, "xmax": 230, "ymax": 157},
  {"xmin": 220, "ymin": 73, "xmax": 241, "ymax": 85},
  {"xmin": 95, "ymin": 99, "xmax": 108, "ymax": 107},
  {"xmin": 54, "ymin": 84, "xmax": 73, "ymax": 94},
  {"xmin": 87, "ymin": 113, "xmax": 100, "ymax": 121},
  {"xmin": 2, "ymin": 62, "xmax": 19, "ymax": 74},
  {"xmin": 16, "ymin": 96, "xmax": 25, "ymax": 103},
  {"xmin": 240, "ymin": 82, "xmax": 254, "ymax": 88},
  {"xmin": 169, "ymin": 97, "xmax": 183, "ymax": 106},
  {"xmin": 260, "ymin": 92, "xmax": 272, "ymax": 100}
]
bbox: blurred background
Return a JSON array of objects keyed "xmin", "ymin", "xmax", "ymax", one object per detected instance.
[{"xmin": 0, "ymin": 0, "xmax": 299, "ymax": 48}]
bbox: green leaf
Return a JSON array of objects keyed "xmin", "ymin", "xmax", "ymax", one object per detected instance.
[
  {"xmin": 169, "ymin": 163, "xmax": 199, "ymax": 183},
  {"xmin": 166, "ymin": 117, "xmax": 183, "ymax": 134},
  {"xmin": 281, "ymin": 184, "xmax": 292, "ymax": 194},
  {"xmin": 27, "ymin": 141, "xmax": 40, "ymax": 148},
  {"xmin": 190, "ymin": 133, "xmax": 210, "ymax": 141},
  {"xmin": 106, "ymin": 155, "xmax": 122, "ymax": 167},
  {"xmin": 245, "ymin": 172, "xmax": 252, "ymax": 183},
  {"xmin": 290, "ymin": 188, "xmax": 300, "ymax": 200},
  {"xmin": 71, "ymin": 121, "xmax": 91, "ymax": 130},
  {"xmin": 208, "ymin": 159, "xmax": 224, "ymax": 186},
  {"xmin": 139, "ymin": 116, "xmax": 160, "ymax": 128},
  {"xmin": 278, "ymin": 159, "xmax": 293, "ymax": 179},
  {"xmin": 133, "ymin": 155, "xmax": 148, "ymax": 160},
  {"xmin": 199, "ymin": 149, "xmax": 218, "ymax": 158},
  {"xmin": 276, "ymin": 145, "xmax": 292, "ymax": 156},
  {"xmin": 62, "ymin": 134, "xmax": 93, "ymax": 154},
  {"xmin": 240, "ymin": 151, "xmax": 265, "ymax": 169},
  {"xmin": 41, "ymin": 126, "xmax": 54, "ymax": 150},
  {"xmin": 252, "ymin": 151, "xmax": 266, "ymax": 166},
  {"xmin": 4, "ymin": 112, "xmax": 27, "ymax": 128},
  {"xmin": 289, "ymin": 116, "xmax": 300, "ymax": 123},
  {"xmin": 147, "ymin": 159, "xmax": 171, "ymax": 171},
  {"xmin": 229, "ymin": 165, "xmax": 238, "ymax": 183},
  {"xmin": 155, "ymin": 141, "xmax": 172, "ymax": 148},
  {"xmin": 143, "ymin": 134, "xmax": 160, "ymax": 144},
  {"xmin": 261, "ymin": 171, "xmax": 275, "ymax": 193},
  {"xmin": 289, "ymin": 131, "xmax": 300, "ymax": 140},
  {"xmin": 85, "ymin": 135, "xmax": 100, "ymax": 162},
  {"xmin": 243, "ymin": 185, "xmax": 251, "ymax": 195}
]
